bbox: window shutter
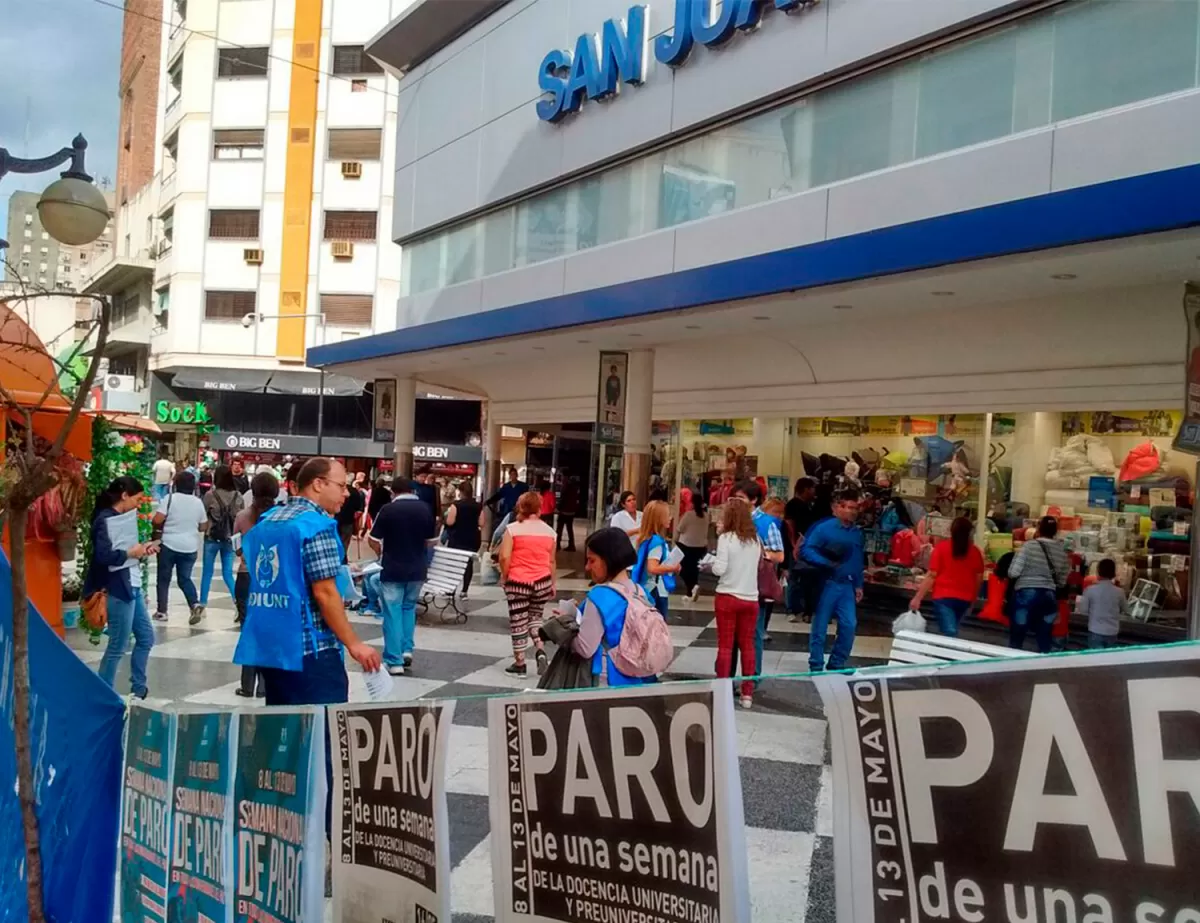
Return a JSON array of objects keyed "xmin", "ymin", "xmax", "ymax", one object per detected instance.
[
  {"xmin": 320, "ymin": 294, "xmax": 374, "ymax": 327},
  {"xmin": 327, "ymin": 128, "xmax": 382, "ymax": 160},
  {"xmin": 323, "ymin": 211, "xmax": 378, "ymax": 242}
]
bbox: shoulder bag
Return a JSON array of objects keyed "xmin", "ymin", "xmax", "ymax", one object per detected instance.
[
  {"xmin": 1037, "ymin": 540, "xmax": 1070, "ymax": 601},
  {"xmin": 151, "ymin": 493, "xmax": 173, "ymax": 543},
  {"xmin": 757, "ymin": 540, "xmax": 783, "ymax": 603}
]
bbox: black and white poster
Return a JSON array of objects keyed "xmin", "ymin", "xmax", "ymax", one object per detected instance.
[
  {"xmin": 814, "ymin": 646, "xmax": 1200, "ymax": 923},
  {"xmin": 330, "ymin": 701, "xmax": 455, "ymax": 923},
  {"xmin": 374, "ymin": 379, "xmax": 397, "ymax": 445},
  {"xmin": 487, "ymin": 683, "xmax": 748, "ymax": 923},
  {"xmin": 596, "ymin": 352, "xmax": 628, "ymax": 446}
]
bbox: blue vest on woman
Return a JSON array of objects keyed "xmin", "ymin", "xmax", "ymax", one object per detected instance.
[
  {"xmin": 634, "ymin": 534, "xmax": 676, "ymax": 596},
  {"xmin": 587, "ymin": 583, "xmax": 657, "ymax": 687},
  {"xmin": 233, "ymin": 507, "xmax": 344, "ymax": 672}
]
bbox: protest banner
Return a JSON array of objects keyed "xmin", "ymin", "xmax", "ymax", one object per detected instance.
[
  {"xmin": 121, "ymin": 704, "xmax": 177, "ymax": 923},
  {"xmin": 329, "ymin": 701, "xmax": 456, "ymax": 923},
  {"xmin": 814, "ymin": 645, "xmax": 1200, "ymax": 923},
  {"xmin": 233, "ymin": 708, "xmax": 326, "ymax": 923},
  {"xmin": 487, "ymin": 683, "xmax": 748, "ymax": 923},
  {"xmin": 168, "ymin": 710, "xmax": 236, "ymax": 923}
]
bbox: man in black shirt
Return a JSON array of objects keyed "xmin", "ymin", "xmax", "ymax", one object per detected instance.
[
  {"xmin": 230, "ymin": 455, "xmax": 251, "ymax": 494},
  {"xmin": 784, "ymin": 477, "xmax": 830, "ymax": 622}
]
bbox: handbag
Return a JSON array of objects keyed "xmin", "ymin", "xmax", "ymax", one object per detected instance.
[
  {"xmin": 757, "ymin": 542, "xmax": 783, "ymax": 603},
  {"xmin": 81, "ymin": 590, "xmax": 108, "ymax": 632},
  {"xmin": 1037, "ymin": 541, "xmax": 1070, "ymax": 601},
  {"xmin": 151, "ymin": 493, "xmax": 172, "ymax": 543}
]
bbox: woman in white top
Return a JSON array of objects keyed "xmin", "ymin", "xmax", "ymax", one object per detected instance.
[
  {"xmin": 711, "ymin": 497, "xmax": 762, "ymax": 709},
  {"xmin": 150, "ymin": 470, "xmax": 208, "ymax": 623},
  {"xmin": 609, "ymin": 490, "xmax": 642, "ymax": 547}
]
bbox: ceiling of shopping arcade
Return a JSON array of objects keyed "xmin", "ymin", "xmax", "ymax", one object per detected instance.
[{"xmin": 324, "ymin": 229, "xmax": 1199, "ymax": 423}]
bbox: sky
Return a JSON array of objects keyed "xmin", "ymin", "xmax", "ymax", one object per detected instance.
[{"xmin": 0, "ymin": 0, "xmax": 123, "ymax": 224}]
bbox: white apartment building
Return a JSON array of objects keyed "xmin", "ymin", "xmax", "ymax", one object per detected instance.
[{"xmin": 89, "ymin": 0, "xmax": 414, "ymax": 461}]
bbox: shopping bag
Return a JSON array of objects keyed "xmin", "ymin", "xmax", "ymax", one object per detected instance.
[{"xmin": 892, "ymin": 610, "xmax": 927, "ymax": 635}]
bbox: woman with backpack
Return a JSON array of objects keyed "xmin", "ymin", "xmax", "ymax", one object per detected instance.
[
  {"xmin": 86, "ymin": 476, "xmax": 157, "ymax": 698},
  {"xmin": 571, "ymin": 526, "xmax": 671, "ymax": 686},
  {"xmin": 198, "ymin": 464, "xmax": 244, "ymax": 617},
  {"xmin": 633, "ymin": 500, "xmax": 680, "ymax": 618},
  {"xmin": 498, "ymin": 491, "xmax": 557, "ymax": 676},
  {"xmin": 907, "ymin": 516, "xmax": 985, "ymax": 636},
  {"xmin": 711, "ymin": 497, "xmax": 763, "ymax": 709}
]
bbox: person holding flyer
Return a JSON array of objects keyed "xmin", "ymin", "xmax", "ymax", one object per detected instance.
[{"xmin": 633, "ymin": 499, "xmax": 680, "ymax": 618}]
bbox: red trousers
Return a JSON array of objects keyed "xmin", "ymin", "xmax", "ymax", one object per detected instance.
[{"xmin": 714, "ymin": 593, "xmax": 759, "ymax": 698}]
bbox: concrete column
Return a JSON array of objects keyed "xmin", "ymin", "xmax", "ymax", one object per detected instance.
[
  {"xmin": 392, "ymin": 377, "xmax": 416, "ymax": 478},
  {"xmin": 483, "ymin": 408, "xmax": 503, "ymax": 541},
  {"xmin": 1009, "ymin": 411, "xmax": 1062, "ymax": 515},
  {"xmin": 621, "ymin": 349, "xmax": 654, "ymax": 504}
]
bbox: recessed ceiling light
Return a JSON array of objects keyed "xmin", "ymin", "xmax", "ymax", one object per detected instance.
[
  {"xmin": 1051, "ymin": 273, "xmax": 1077, "ymax": 280},
  {"xmin": 685, "ymin": 324, "xmax": 702, "ymax": 330},
  {"xmin": 532, "ymin": 346, "xmax": 545, "ymax": 351},
  {"xmin": 494, "ymin": 350, "xmax": 506, "ymax": 356},
  {"xmin": 931, "ymin": 291, "xmax": 955, "ymax": 297},
  {"xmin": 577, "ymin": 339, "xmax": 591, "ymax": 344},
  {"xmin": 833, "ymin": 304, "xmax": 853, "ymax": 311},
  {"xmin": 752, "ymin": 315, "xmax": 771, "ymax": 321}
]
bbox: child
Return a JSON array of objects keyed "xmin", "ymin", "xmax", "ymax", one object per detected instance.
[{"xmin": 1076, "ymin": 558, "xmax": 1126, "ymax": 649}]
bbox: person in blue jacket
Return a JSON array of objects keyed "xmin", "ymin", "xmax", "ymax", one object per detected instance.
[
  {"xmin": 572, "ymin": 527, "xmax": 659, "ymax": 686},
  {"xmin": 801, "ymin": 488, "xmax": 865, "ymax": 672}
]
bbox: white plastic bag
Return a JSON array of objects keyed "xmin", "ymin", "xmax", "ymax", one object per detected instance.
[{"xmin": 892, "ymin": 610, "xmax": 927, "ymax": 635}]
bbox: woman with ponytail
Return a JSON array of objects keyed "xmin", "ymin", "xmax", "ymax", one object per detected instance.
[{"xmin": 85, "ymin": 476, "xmax": 156, "ymax": 698}]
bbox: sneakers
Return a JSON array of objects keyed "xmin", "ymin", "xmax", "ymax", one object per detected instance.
[
  {"xmin": 189, "ymin": 604, "xmax": 205, "ymax": 626},
  {"xmin": 403, "ymin": 652, "xmax": 413, "ymax": 667},
  {"xmin": 739, "ymin": 695, "xmax": 753, "ymax": 710},
  {"xmin": 235, "ymin": 687, "xmax": 255, "ymax": 698},
  {"xmin": 152, "ymin": 611, "xmax": 168, "ymax": 622},
  {"xmin": 535, "ymin": 649, "xmax": 548, "ymax": 676},
  {"xmin": 505, "ymin": 662, "xmax": 528, "ymax": 676},
  {"xmin": 387, "ymin": 664, "xmax": 406, "ymax": 677},
  {"xmin": 689, "ymin": 585, "xmax": 700, "ymax": 603}
]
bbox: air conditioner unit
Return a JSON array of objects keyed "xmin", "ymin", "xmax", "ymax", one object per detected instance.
[
  {"xmin": 341, "ymin": 161, "xmax": 363, "ymax": 179},
  {"xmin": 331, "ymin": 240, "xmax": 354, "ymax": 259},
  {"xmin": 103, "ymin": 374, "xmax": 138, "ymax": 393},
  {"xmin": 243, "ymin": 248, "xmax": 263, "ymax": 265}
]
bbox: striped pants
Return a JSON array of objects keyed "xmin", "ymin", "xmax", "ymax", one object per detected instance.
[{"xmin": 504, "ymin": 576, "xmax": 553, "ymax": 659}]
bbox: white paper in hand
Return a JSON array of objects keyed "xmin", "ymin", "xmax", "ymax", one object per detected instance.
[
  {"xmin": 665, "ymin": 545, "xmax": 685, "ymax": 567},
  {"xmin": 363, "ymin": 668, "xmax": 395, "ymax": 701}
]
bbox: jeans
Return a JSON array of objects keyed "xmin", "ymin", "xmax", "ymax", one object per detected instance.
[
  {"xmin": 754, "ymin": 601, "xmax": 774, "ymax": 678},
  {"xmin": 1009, "ymin": 587, "xmax": 1058, "ymax": 653},
  {"xmin": 810, "ymin": 580, "xmax": 858, "ymax": 672},
  {"xmin": 99, "ymin": 589, "xmax": 153, "ymax": 696},
  {"xmin": 787, "ymin": 567, "xmax": 822, "ymax": 617},
  {"xmin": 155, "ymin": 545, "xmax": 198, "ymax": 614},
  {"xmin": 651, "ymin": 588, "xmax": 670, "ymax": 619},
  {"xmin": 362, "ymin": 572, "xmax": 384, "ymax": 614},
  {"xmin": 152, "ymin": 483, "xmax": 170, "ymax": 502},
  {"xmin": 259, "ymin": 648, "xmax": 349, "ymax": 840},
  {"xmin": 931, "ymin": 597, "xmax": 971, "ymax": 637},
  {"xmin": 380, "ymin": 580, "xmax": 423, "ymax": 666},
  {"xmin": 1088, "ymin": 632, "xmax": 1119, "ymax": 649},
  {"xmin": 200, "ymin": 538, "xmax": 236, "ymax": 604}
]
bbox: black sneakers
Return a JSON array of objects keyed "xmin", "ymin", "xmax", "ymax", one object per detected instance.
[{"xmin": 505, "ymin": 662, "xmax": 527, "ymax": 676}]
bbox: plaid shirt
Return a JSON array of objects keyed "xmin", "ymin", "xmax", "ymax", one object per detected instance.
[
  {"xmin": 752, "ymin": 507, "xmax": 784, "ymax": 553},
  {"xmin": 266, "ymin": 496, "xmax": 343, "ymax": 655}
]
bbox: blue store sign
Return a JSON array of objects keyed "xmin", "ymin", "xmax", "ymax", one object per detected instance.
[{"xmin": 537, "ymin": 0, "xmax": 818, "ymax": 122}]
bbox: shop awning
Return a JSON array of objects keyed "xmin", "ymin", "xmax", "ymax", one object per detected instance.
[
  {"xmin": 265, "ymin": 370, "xmax": 364, "ymax": 397},
  {"xmin": 170, "ymin": 368, "xmax": 273, "ymax": 392}
]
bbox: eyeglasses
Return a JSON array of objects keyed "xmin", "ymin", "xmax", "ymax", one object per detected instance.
[{"xmin": 321, "ymin": 477, "xmax": 349, "ymax": 492}]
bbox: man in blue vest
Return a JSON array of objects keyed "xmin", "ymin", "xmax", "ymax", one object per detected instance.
[{"xmin": 235, "ymin": 456, "xmax": 382, "ymax": 705}]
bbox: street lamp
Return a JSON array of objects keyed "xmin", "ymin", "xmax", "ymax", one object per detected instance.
[
  {"xmin": 0, "ymin": 135, "xmax": 109, "ymax": 250},
  {"xmin": 242, "ymin": 311, "xmax": 331, "ymax": 455}
]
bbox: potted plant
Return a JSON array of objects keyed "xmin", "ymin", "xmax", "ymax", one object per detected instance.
[{"xmin": 61, "ymin": 572, "xmax": 83, "ymax": 629}]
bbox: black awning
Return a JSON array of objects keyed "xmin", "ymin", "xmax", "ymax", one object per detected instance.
[
  {"xmin": 264, "ymin": 370, "xmax": 365, "ymax": 397},
  {"xmin": 170, "ymin": 367, "xmax": 272, "ymax": 393}
]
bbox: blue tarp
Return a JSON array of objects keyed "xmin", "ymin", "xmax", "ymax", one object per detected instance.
[{"xmin": 0, "ymin": 550, "xmax": 125, "ymax": 923}]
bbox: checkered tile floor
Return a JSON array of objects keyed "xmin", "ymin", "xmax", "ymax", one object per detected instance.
[{"xmin": 78, "ymin": 560, "xmax": 898, "ymax": 923}]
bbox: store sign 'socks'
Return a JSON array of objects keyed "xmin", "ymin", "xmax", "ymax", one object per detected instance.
[
  {"xmin": 487, "ymin": 684, "xmax": 749, "ymax": 923},
  {"xmin": 814, "ymin": 647, "xmax": 1200, "ymax": 923},
  {"xmin": 537, "ymin": 0, "xmax": 820, "ymax": 122}
]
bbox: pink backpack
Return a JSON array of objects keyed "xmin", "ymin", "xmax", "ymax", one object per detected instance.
[{"xmin": 604, "ymin": 582, "xmax": 674, "ymax": 678}]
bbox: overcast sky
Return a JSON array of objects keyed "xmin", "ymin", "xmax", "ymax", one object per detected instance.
[{"xmin": 0, "ymin": 0, "xmax": 122, "ymax": 222}]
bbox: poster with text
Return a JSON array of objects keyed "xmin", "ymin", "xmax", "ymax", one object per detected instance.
[
  {"xmin": 814, "ymin": 646, "xmax": 1200, "ymax": 923},
  {"xmin": 168, "ymin": 710, "xmax": 235, "ymax": 923},
  {"xmin": 487, "ymin": 683, "xmax": 748, "ymax": 923},
  {"xmin": 121, "ymin": 704, "xmax": 177, "ymax": 923},
  {"xmin": 233, "ymin": 709, "xmax": 326, "ymax": 923},
  {"xmin": 330, "ymin": 701, "xmax": 456, "ymax": 923}
]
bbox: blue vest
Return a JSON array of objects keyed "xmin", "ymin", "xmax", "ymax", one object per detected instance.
[
  {"xmin": 587, "ymin": 584, "xmax": 656, "ymax": 687},
  {"xmin": 634, "ymin": 534, "xmax": 676, "ymax": 596},
  {"xmin": 233, "ymin": 507, "xmax": 342, "ymax": 672}
]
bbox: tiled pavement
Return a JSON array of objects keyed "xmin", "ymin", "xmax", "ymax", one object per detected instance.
[{"xmin": 78, "ymin": 558, "xmax": 901, "ymax": 923}]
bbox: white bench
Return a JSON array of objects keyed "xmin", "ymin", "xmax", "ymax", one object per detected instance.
[
  {"xmin": 888, "ymin": 630, "xmax": 1035, "ymax": 667},
  {"xmin": 418, "ymin": 546, "xmax": 475, "ymax": 624}
]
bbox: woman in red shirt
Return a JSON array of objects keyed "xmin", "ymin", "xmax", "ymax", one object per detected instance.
[{"xmin": 908, "ymin": 516, "xmax": 985, "ymax": 637}]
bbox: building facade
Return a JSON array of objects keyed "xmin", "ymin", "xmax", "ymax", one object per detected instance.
[
  {"xmin": 312, "ymin": 0, "xmax": 1200, "ymax": 639},
  {"xmin": 5, "ymin": 190, "xmax": 114, "ymax": 292}
]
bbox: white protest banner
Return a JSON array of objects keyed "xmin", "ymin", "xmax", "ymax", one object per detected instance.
[
  {"xmin": 232, "ymin": 708, "xmax": 326, "ymax": 923},
  {"xmin": 813, "ymin": 645, "xmax": 1200, "ymax": 923},
  {"xmin": 329, "ymin": 700, "xmax": 455, "ymax": 923},
  {"xmin": 487, "ymin": 682, "xmax": 748, "ymax": 923}
]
